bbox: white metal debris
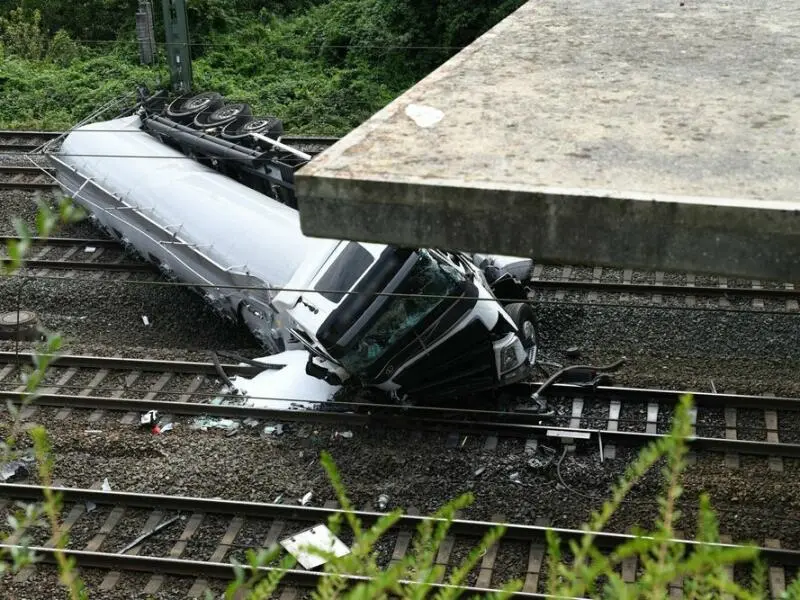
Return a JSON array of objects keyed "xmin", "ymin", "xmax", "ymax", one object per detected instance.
[
  {"xmin": 230, "ymin": 350, "xmax": 340, "ymax": 410},
  {"xmin": 280, "ymin": 524, "xmax": 350, "ymax": 570}
]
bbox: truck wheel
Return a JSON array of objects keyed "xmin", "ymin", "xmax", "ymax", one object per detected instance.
[
  {"xmin": 504, "ymin": 302, "xmax": 538, "ymax": 364},
  {"xmin": 222, "ymin": 116, "xmax": 284, "ymax": 143},
  {"xmin": 166, "ymin": 92, "xmax": 223, "ymax": 122},
  {"xmin": 193, "ymin": 103, "xmax": 252, "ymax": 129}
]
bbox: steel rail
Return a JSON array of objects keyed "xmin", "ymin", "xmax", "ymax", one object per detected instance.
[
  {"xmin": 0, "ymin": 180, "xmax": 58, "ymax": 190},
  {"xmin": 4, "ymin": 389, "xmax": 800, "ymax": 458},
  {"xmin": 2, "ymin": 258, "xmax": 153, "ymax": 272},
  {"xmin": 509, "ymin": 382, "xmax": 800, "ymax": 412},
  {"xmin": 0, "ymin": 166, "xmax": 55, "ymax": 176},
  {"xmin": 0, "ymin": 236, "xmax": 121, "ymax": 248},
  {"xmin": 0, "ymin": 144, "xmax": 44, "ymax": 153},
  {"xmin": 2, "ymin": 351, "xmax": 797, "ymax": 422},
  {"xmin": 0, "ymin": 544, "xmax": 550, "ymax": 598},
  {"xmin": 2, "ymin": 484, "xmax": 799, "ymax": 565},
  {"xmin": 531, "ymin": 279, "xmax": 798, "ymax": 299},
  {"xmin": 0, "ymin": 130, "xmax": 61, "ymax": 137},
  {"xmin": 0, "ymin": 351, "xmax": 262, "ymax": 376},
  {"xmin": 4, "ymin": 349, "xmax": 798, "ymax": 413}
]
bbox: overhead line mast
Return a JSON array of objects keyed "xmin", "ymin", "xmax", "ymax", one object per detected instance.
[{"xmin": 161, "ymin": 0, "xmax": 193, "ymax": 92}]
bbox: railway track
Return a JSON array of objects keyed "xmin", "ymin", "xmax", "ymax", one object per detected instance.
[
  {"xmin": 0, "ymin": 130, "xmax": 60, "ymax": 154},
  {"xmin": 4, "ymin": 235, "xmax": 798, "ymax": 313},
  {"xmin": 0, "ymin": 165, "xmax": 57, "ymax": 190},
  {"xmin": 531, "ymin": 264, "xmax": 800, "ymax": 311},
  {"xmin": 3, "ymin": 351, "xmax": 800, "ymax": 461},
  {"xmin": 0, "ymin": 129, "xmax": 337, "ymax": 156},
  {"xmin": 1, "ymin": 482, "xmax": 798, "ymax": 596},
  {"xmin": 0, "ymin": 236, "xmax": 155, "ymax": 276}
]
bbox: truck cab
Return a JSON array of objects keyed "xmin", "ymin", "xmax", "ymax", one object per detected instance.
[{"xmin": 275, "ymin": 242, "xmax": 533, "ymax": 399}]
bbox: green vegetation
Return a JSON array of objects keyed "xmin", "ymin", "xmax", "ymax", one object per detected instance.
[{"xmin": 0, "ymin": 0, "xmax": 524, "ymax": 131}]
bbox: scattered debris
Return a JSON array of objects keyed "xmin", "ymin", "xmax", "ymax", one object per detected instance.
[
  {"xmin": 153, "ymin": 422, "xmax": 174, "ymax": 435},
  {"xmin": 299, "ymin": 491, "xmax": 313, "ymax": 506},
  {"xmin": 84, "ymin": 429, "xmax": 103, "ymax": 434},
  {"xmin": 509, "ymin": 472, "xmax": 522, "ymax": 485},
  {"xmin": 565, "ymin": 346, "xmax": 581, "ymax": 359},
  {"xmin": 191, "ymin": 417, "xmax": 240, "ymax": 431},
  {"xmin": 140, "ymin": 410, "xmax": 159, "ymax": 427},
  {"xmin": 474, "ymin": 466, "xmax": 486, "ymax": 477},
  {"xmin": 460, "ymin": 436, "xmax": 469, "ymax": 448},
  {"xmin": 273, "ymin": 494, "xmax": 283, "ymax": 504},
  {"xmin": 280, "ymin": 524, "xmax": 350, "ymax": 570},
  {"xmin": 527, "ymin": 446, "xmax": 557, "ymax": 470},
  {"xmin": 332, "ymin": 430, "xmax": 353, "ymax": 439},
  {"xmin": 1, "ymin": 459, "xmax": 31, "ymax": 482},
  {"xmin": 141, "ymin": 315, "xmax": 150, "ymax": 326},
  {"xmin": 118, "ymin": 515, "xmax": 183, "ymax": 554},
  {"xmin": 84, "ymin": 246, "xmax": 97, "ymax": 253},
  {"xmin": 710, "ymin": 378, "xmax": 717, "ymax": 394},
  {"xmin": 243, "ymin": 418, "xmax": 260, "ymax": 428},
  {"xmin": 263, "ymin": 424, "xmax": 284, "ymax": 436},
  {"xmin": 377, "ymin": 494, "xmax": 389, "ymax": 510},
  {"xmin": 87, "ymin": 478, "xmax": 113, "ymax": 512}
]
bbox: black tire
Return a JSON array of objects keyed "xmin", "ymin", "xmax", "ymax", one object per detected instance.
[
  {"xmin": 193, "ymin": 102, "xmax": 252, "ymax": 129},
  {"xmin": 165, "ymin": 92, "xmax": 224, "ymax": 123},
  {"xmin": 503, "ymin": 302, "xmax": 538, "ymax": 350}
]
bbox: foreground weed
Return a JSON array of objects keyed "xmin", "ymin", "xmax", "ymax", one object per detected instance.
[{"xmin": 1, "ymin": 197, "xmax": 87, "ymax": 600}]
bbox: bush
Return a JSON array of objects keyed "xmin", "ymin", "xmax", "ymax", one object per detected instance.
[
  {"xmin": 0, "ymin": 7, "xmax": 48, "ymax": 61},
  {"xmin": 46, "ymin": 29, "xmax": 83, "ymax": 67}
]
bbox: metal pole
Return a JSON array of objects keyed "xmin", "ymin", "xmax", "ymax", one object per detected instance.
[
  {"xmin": 161, "ymin": 0, "xmax": 193, "ymax": 93},
  {"xmin": 136, "ymin": 0, "xmax": 157, "ymax": 65}
]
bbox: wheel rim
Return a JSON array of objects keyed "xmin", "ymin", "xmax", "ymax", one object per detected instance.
[
  {"xmin": 212, "ymin": 106, "xmax": 242, "ymax": 120},
  {"xmin": 183, "ymin": 95, "xmax": 214, "ymax": 110},
  {"xmin": 243, "ymin": 118, "xmax": 272, "ymax": 132}
]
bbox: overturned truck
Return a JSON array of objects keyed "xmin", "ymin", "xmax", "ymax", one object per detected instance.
[{"xmin": 46, "ymin": 92, "xmax": 539, "ymax": 402}]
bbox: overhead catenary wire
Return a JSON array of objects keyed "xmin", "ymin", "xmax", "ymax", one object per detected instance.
[
  {"xmin": 30, "ymin": 38, "xmax": 470, "ymax": 50},
  {"xmin": 3, "ymin": 271, "xmax": 797, "ymax": 317},
  {"xmin": 4, "ymin": 271, "xmax": 799, "ymax": 317},
  {"xmin": 4, "ymin": 152, "xmax": 349, "ymax": 161}
]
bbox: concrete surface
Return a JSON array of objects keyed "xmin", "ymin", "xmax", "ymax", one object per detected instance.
[{"xmin": 296, "ymin": 0, "xmax": 800, "ymax": 281}]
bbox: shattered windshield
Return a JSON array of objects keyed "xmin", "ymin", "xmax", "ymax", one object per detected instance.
[{"xmin": 338, "ymin": 250, "xmax": 464, "ymax": 373}]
